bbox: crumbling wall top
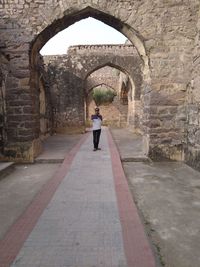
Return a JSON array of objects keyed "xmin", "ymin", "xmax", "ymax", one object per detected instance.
[{"xmin": 67, "ymin": 44, "xmax": 136, "ymax": 55}]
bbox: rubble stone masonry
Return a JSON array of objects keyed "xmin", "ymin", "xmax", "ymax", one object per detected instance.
[{"xmin": 185, "ymin": 8, "xmax": 200, "ymax": 170}]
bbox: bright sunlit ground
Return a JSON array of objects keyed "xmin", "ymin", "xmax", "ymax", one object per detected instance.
[{"xmin": 40, "ymin": 17, "xmax": 127, "ymax": 55}]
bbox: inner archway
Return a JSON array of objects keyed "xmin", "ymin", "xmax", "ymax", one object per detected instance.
[
  {"xmin": 86, "ymin": 66, "xmax": 127, "ymax": 128},
  {"xmin": 88, "ymin": 83, "xmax": 121, "ymax": 127},
  {"xmin": 85, "ymin": 63, "xmax": 142, "ymax": 132}
]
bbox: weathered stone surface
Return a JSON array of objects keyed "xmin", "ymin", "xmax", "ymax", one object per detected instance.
[
  {"xmin": 185, "ymin": 6, "xmax": 200, "ymax": 170},
  {"xmin": 0, "ymin": 0, "xmax": 199, "ymax": 161}
]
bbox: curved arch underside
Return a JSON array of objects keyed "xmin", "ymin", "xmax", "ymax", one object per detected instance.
[
  {"xmin": 88, "ymin": 83, "xmax": 117, "ymax": 94},
  {"xmin": 32, "ymin": 6, "xmax": 149, "ymax": 76}
]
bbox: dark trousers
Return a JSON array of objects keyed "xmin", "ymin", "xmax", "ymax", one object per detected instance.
[{"xmin": 93, "ymin": 129, "xmax": 101, "ymax": 149}]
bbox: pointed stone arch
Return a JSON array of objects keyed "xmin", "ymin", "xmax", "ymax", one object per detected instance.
[
  {"xmin": 88, "ymin": 83, "xmax": 116, "ymax": 95},
  {"xmin": 4, "ymin": 4, "xmax": 151, "ymax": 161},
  {"xmin": 30, "ymin": 6, "xmax": 149, "ymax": 117},
  {"xmin": 31, "ymin": 6, "xmax": 149, "ymax": 75},
  {"xmin": 1, "ymin": 1, "xmax": 197, "ymax": 162},
  {"xmin": 86, "ymin": 82, "xmax": 128, "ymax": 128},
  {"xmin": 84, "ymin": 63, "xmax": 142, "ymax": 131},
  {"xmin": 85, "ymin": 62, "xmax": 137, "ymax": 100}
]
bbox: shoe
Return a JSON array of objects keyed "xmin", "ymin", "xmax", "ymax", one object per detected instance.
[
  {"xmin": 93, "ymin": 148, "xmax": 97, "ymax": 151},
  {"xmin": 97, "ymin": 148, "xmax": 101, "ymax": 150}
]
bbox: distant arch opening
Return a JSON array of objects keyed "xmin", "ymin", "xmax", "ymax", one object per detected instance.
[{"xmin": 85, "ymin": 65, "xmax": 141, "ymax": 131}]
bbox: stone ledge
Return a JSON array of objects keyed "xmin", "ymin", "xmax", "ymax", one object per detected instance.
[
  {"xmin": 0, "ymin": 162, "xmax": 15, "ymax": 180},
  {"xmin": 34, "ymin": 159, "xmax": 63, "ymax": 164},
  {"xmin": 121, "ymin": 157, "xmax": 151, "ymax": 163}
]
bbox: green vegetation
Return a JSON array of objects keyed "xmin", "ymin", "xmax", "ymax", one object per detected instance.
[{"xmin": 93, "ymin": 87, "xmax": 116, "ymax": 106}]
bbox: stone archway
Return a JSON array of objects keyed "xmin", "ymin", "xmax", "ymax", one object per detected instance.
[
  {"xmin": 1, "ymin": 1, "xmax": 196, "ymax": 161},
  {"xmin": 81, "ymin": 46, "xmax": 143, "ymax": 101},
  {"xmin": 0, "ymin": 53, "xmax": 8, "ymax": 155},
  {"xmin": 0, "ymin": 4, "xmax": 150, "ymax": 161},
  {"xmin": 85, "ymin": 64, "xmax": 142, "ymax": 132},
  {"xmin": 87, "ymin": 83, "xmax": 124, "ymax": 128},
  {"xmin": 44, "ymin": 45, "xmax": 143, "ymax": 136},
  {"xmin": 28, "ymin": 7, "xmax": 149, "ymax": 161}
]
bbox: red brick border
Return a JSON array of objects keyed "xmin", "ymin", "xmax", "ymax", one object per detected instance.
[
  {"xmin": 0, "ymin": 133, "xmax": 89, "ymax": 267},
  {"xmin": 107, "ymin": 129, "xmax": 156, "ymax": 267}
]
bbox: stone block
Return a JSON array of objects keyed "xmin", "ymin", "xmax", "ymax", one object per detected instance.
[
  {"xmin": 144, "ymin": 119, "xmax": 161, "ymax": 128},
  {"xmin": 23, "ymin": 106, "xmax": 33, "ymax": 114},
  {"xmin": 5, "ymin": 77, "xmax": 19, "ymax": 88},
  {"xmin": 149, "ymin": 143, "xmax": 184, "ymax": 161},
  {"xmin": 185, "ymin": 146, "xmax": 200, "ymax": 171},
  {"xmin": 19, "ymin": 78, "xmax": 30, "ymax": 86},
  {"xmin": 3, "ymin": 140, "xmax": 38, "ymax": 162}
]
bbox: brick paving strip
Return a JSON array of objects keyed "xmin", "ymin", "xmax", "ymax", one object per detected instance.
[
  {"xmin": 0, "ymin": 133, "xmax": 89, "ymax": 267},
  {"xmin": 107, "ymin": 129, "xmax": 156, "ymax": 267}
]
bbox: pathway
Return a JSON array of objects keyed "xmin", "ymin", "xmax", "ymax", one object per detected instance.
[{"xmin": 0, "ymin": 128, "xmax": 156, "ymax": 267}]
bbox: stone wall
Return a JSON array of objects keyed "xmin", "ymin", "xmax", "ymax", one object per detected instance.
[
  {"xmin": 0, "ymin": 0, "xmax": 199, "ymax": 161},
  {"xmin": 44, "ymin": 54, "xmax": 85, "ymax": 133},
  {"xmin": 185, "ymin": 6, "xmax": 200, "ymax": 170},
  {"xmin": 0, "ymin": 53, "xmax": 9, "ymax": 155},
  {"xmin": 38, "ymin": 58, "xmax": 53, "ymax": 138}
]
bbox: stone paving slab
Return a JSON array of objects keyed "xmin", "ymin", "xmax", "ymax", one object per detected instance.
[
  {"xmin": 0, "ymin": 162, "xmax": 15, "ymax": 180},
  {"xmin": 0, "ymin": 163, "xmax": 61, "ymax": 240},
  {"xmin": 124, "ymin": 161, "xmax": 200, "ymax": 267},
  {"xmin": 110, "ymin": 128, "xmax": 146, "ymax": 160},
  {"xmin": 35, "ymin": 134, "xmax": 83, "ymax": 163}
]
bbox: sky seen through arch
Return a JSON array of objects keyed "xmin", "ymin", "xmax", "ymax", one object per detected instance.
[{"xmin": 40, "ymin": 17, "xmax": 127, "ymax": 55}]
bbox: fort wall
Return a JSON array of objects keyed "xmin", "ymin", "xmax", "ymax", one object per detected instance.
[
  {"xmin": 0, "ymin": 1, "xmax": 199, "ymax": 162},
  {"xmin": 185, "ymin": 7, "xmax": 200, "ymax": 170}
]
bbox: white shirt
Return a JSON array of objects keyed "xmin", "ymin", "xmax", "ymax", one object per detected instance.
[{"xmin": 91, "ymin": 115, "xmax": 102, "ymax": 130}]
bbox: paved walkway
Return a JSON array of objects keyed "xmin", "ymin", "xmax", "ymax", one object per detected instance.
[
  {"xmin": 0, "ymin": 129, "xmax": 156, "ymax": 267},
  {"xmin": 35, "ymin": 134, "xmax": 82, "ymax": 163}
]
